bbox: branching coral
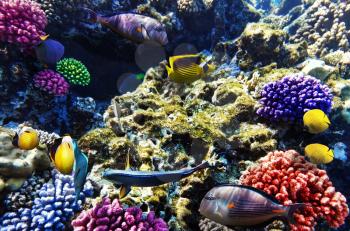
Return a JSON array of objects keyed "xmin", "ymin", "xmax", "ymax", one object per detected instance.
[
  {"xmin": 257, "ymin": 73, "xmax": 333, "ymax": 122},
  {"xmin": 239, "ymin": 150, "xmax": 349, "ymax": 230},
  {"xmin": 0, "ymin": 169, "xmax": 94, "ymax": 230},
  {"xmin": 33, "ymin": 69, "xmax": 70, "ymax": 96},
  {"xmin": 290, "ymin": 0, "xmax": 350, "ymax": 57},
  {"xmin": 71, "ymin": 197, "xmax": 169, "ymax": 231},
  {"xmin": 0, "ymin": 0, "xmax": 47, "ymax": 50},
  {"xmin": 56, "ymin": 58, "xmax": 91, "ymax": 86}
]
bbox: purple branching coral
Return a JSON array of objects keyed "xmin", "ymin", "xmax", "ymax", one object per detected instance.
[
  {"xmin": 257, "ymin": 73, "xmax": 333, "ymax": 122},
  {"xmin": 0, "ymin": 169, "xmax": 93, "ymax": 231},
  {"xmin": 72, "ymin": 197, "xmax": 169, "ymax": 231},
  {"xmin": 33, "ymin": 69, "xmax": 70, "ymax": 96}
]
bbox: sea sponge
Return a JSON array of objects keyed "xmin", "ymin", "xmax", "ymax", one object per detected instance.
[
  {"xmin": 0, "ymin": 0, "xmax": 47, "ymax": 50},
  {"xmin": 33, "ymin": 69, "xmax": 69, "ymax": 96},
  {"xmin": 240, "ymin": 150, "xmax": 349, "ymax": 230},
  {"xmin": 71, "ymin": 197, "xmax": 169, "ymax": 231},
  {"xmin": 56, "ymin": 58, "xmax": 91, "ymax": 86},
  {"xmin": 257, "ymin": 73, "xmax": 333, "ymax": 122}
]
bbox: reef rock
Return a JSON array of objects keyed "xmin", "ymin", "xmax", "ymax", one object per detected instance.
[
  {"xmin": 0, "ymin": 127, "xmax": 50, "ymax": 203},
  {"xmin": 236, "ymin": 23, "xmax": 307, "ymax": 70}
]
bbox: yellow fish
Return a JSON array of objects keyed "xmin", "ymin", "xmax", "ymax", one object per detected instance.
[
  {"xmin": 50, "ymin": 135, "xmax": 75, "ymax": 175},
  {"xmin": 166, "ymin": 54, "xmax": 215, "ymax": 84},
  {"xmin": 303, "ymin": 109, "xmax": 330, "ymax": 134},
  {"xmin": 12, "ymin": 127, "xmax": 39, "ymax": 150},
  {"xmin": 304, "ymin": 143, "xmax": 334, "ymax": 164}
]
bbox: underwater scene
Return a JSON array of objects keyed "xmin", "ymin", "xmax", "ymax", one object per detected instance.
[{"xmin": 1, "ymin": 0, "xmax": 350, "ymax": 230}]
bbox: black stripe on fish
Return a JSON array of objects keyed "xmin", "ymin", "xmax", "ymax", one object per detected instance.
[
  {"xmin": 173, "ymin": 56, "xmax": 201, "ymax": 69},
  {"xmin": 174, "ymin": 63, "xmax": 198, "ymax": 72},
  {"xmin": 176, "ymin": 67, "xmax": 198, "ymax": 77},
  {"xmin": 214, "ymin": 184, "xmax": 281, "ymax": 204}
]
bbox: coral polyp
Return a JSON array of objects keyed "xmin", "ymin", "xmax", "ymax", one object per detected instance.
[{"xmin": 56, "ymin": 58, "xmax": 91, "ymax": 86}]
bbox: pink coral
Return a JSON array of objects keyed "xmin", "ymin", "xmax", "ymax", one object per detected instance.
[
  {"xmin": 0, "ymin": 0, "xmax": 47, "ymax": 49},
  {"xmin": 71, "ymin": 197, "xmax": 169, "ymax": 231},
  {"xmin": 33, "ymin": 69, "xmax": 69, "ymax": 96},
  {"xmin": 239, "ymin": 150, "xmax": 349, "ymax": 231}
]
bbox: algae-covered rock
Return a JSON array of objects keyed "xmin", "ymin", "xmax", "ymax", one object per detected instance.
[{"xmin": 236, "ymin": 23, "xmax": 307, "ymax": 70}]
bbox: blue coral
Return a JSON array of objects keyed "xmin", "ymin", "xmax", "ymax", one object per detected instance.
[
  {"xmin": 257, "ymin": 73, "xmax": 333, "ymax": 122},
  {"xmin": 0, "ymin": 170, "xmax": 93, "ymax": 231}
]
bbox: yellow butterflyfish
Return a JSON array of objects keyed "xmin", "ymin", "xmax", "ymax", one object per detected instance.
[
  {"xmin": 166, "ymin": 54, "xmax": 215, "ymax": 84},
  {"xmin": 303, "ymin": 109, "xmax": 330, "ymax": 134},
  {"xmin": 305, "ymin": 143, "xmax": 334, "ymax": 164},
  {"xmin": 12, "ymin": 127, "xmax": 39, "ymax": 150}
]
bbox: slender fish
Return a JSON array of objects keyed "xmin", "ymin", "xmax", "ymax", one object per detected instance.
[{"xmin": 103, "ymin": 153, "xmax": 215, "ymax": 198}]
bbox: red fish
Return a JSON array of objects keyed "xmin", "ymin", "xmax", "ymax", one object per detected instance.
[
  {"xmin": 83, "ymin": 8, "xmax": 168, "ymax": 45},
  {"xmin": 199, "ymin": 184, "xmax": 305, "ymax": 227}
]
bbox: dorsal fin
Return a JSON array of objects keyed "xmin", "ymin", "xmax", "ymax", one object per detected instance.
[
  {"xmin": 214, "ymin": 184, "xmax": 282, "ymax": 204},
  {"xmin": 125, "ymin": 149, "xmax": 130, "ymax": 170}
]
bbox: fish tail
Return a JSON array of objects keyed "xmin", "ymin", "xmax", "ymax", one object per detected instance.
[
  {"xmin": 81, "ymin": 7, "xmax": 99, "ymax": 23},
  {"xmin": 286, "ymin": 203, "xmax": 306, "ymax": 224}
]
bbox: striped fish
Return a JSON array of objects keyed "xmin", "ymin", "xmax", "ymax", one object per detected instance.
[
  {"xmin": 199, "ymin": 185, "xmax": 305, "ymax": 227},
  {"xmin": 166, "ymin": 54, "xmax": 215, "ymax": 84}
]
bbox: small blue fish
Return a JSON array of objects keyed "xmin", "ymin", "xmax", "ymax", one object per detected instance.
[
  {"xmin": 103, "ymin": 153, "xmax": 213, "ymax": 198},
  {"xmin": 35, "ymin": 35, "xmax": 64, "ymax": 65},
  {"xmin": 83, "ymin": 8, "xmax": 168, "ymax": 45},
  {"xmin": 72, "ymin": 139, "xmax": 89, "ymax": 205}
]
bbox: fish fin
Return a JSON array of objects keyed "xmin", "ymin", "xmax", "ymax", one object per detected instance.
[
  {"xmin": 125, "ymin": 149, "xmax": 131, "ymax": 170},
  {"xmin": 12, "ymin": 133, "xmax": 19, "ymax": 147},
  {"xmin": 40, "ymin": 34, "xmax": 50, "ymax": 41},
  {"xmin": 215, "ymin": 184, "xmax": 282, "ymax": 204},
  {"xmin": 287, "ymin": 203, "xmax": 306, "ymax": 225},
  {"xmin": 119, "ymin": 185, "xmax": 131, "ymax": 198},
  {"xmin": 140, "ymin": 24, "xmax": 150, "ymax": 40},
  {"xmin": 81, "ymin": 7, "xmax": 99, "ymax": 23},
  {"xmin": 227, "ymin": 202, "xmax": 235, "ymax": 209}
]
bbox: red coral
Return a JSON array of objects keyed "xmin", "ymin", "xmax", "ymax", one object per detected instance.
[{"xmin": 239, "ymin": 150, "xmax": 349, "ymax": 231}]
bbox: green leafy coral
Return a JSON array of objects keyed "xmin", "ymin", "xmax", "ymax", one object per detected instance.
[{"xmin": 56, "ymin": 58, "xmax": 90, "ymax": 86}]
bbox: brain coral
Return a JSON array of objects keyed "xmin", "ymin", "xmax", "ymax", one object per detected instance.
[
  {"xmin": 33, "ymin": 69, "xmax": 69, "ymax": 96},
  {"xmin": 56, "ymin": 58, "xmax": 91, "ymax": 86},
  {"xmin": 0, "ymin": 0, "xmax": 47, "ymax": 50},
  {"xmin": 256, "ymin": 73, "xmax": 333, "ymax": 122},
  {"xmin": 239, "ymin": 150, "xmax": 349, "ymax": 231},
  {"xmin": 72, "ymin": 197, "xmax": 169, "ymax": 231}
]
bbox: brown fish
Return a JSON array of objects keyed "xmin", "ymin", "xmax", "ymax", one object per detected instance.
[
  {"xmin": 199, "ymin": 185, "xmax": 305, "ymax": 227},
  {"xmin": 83, "ymin": 8, "xmax": 168, "ymax": 45}
]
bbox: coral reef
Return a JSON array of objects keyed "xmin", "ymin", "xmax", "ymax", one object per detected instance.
[
  {"xmin": 289, "ymin": 0, "xmax": 350, "ymax": 57},
  {"xmin": 72, "ymin": 197, "xmax": 169, "ymax": 231},
  {"xmin": 236, "ymin": 23, "xmax": 307, "ymax": 70},
  {"xmin": 240, "ymin": 150, "xmax": 349, "ymax": 230},
  {"xmin": 257, "ymin": 73, "xmax": 333, "ymax": 122},
  {"xmin": 0, "ymin": 169, "xmax": 94, "ymax": 230},
  {"xmin": 33, "ymin": 69, "xmax": 70, "ymax": 96},
  {"xmin": 0, "ymin": 126, "xmax": 50, "ymax": 200},
  {"xmin": 56, "ymin": 58, "xmax": 91, "ymax": 86},
  {"xmin": 0, "ymin": 0, "xmax": 47, "ymax": 50},
  {"xmin": 4, "ymin": 171, "xmax": 51, "ymax": 211}
]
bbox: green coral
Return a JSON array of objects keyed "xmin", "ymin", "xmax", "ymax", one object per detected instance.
[{"xmin": 56, "ymin": 58, "xmax": 91, "ymax": 86}]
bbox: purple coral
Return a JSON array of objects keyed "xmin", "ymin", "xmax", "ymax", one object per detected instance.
[
  {"xmin": 0, "ymin": 0, "xmax": 47, "ymax": 50},
  {"xmin": 257, "ymin": 73, "xmax": 333, "ymax": 122},
  {"xmin": 33, "ymin": 69, "xmax": 69, "ymax": 96},
  {"xmin": 72, "ymin": 197, "xmax": 169, "ymax": 231}
]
